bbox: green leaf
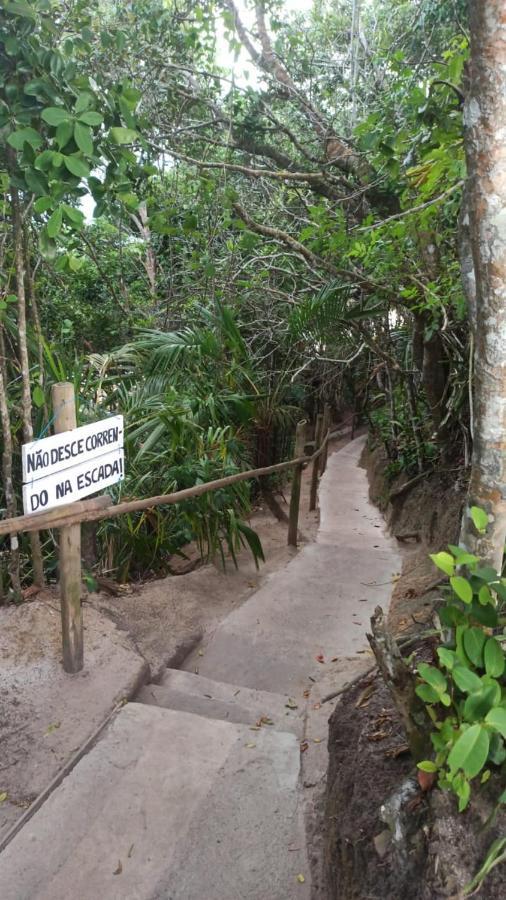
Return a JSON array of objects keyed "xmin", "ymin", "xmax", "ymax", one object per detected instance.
[
  {"xmin": 24, "ymin": 169, "xmax": 47, "ymax": 196},
  {"xmin": 429, "ymin": 551, "xmax": 455, "ymax": 576},
  {"xmin": 478, "ymin": 585, "xmax": 492, "ymax": 606},
  {"xmin": 55, "ymin": 120, "xmax": 73, "ymax": 149},
  {"xmin": 41, "ymin": 107, "xmax": 71, "ymax": 126},
  {"xmin": 463, "ymin": 686, "xmax": 498, "ymax": 722},
  {"xmin": 485, "ymin": 707, "xmax": 506, "ymax": 739},
  {"xmin": 46, "ymin": 206, "xmax": 63, "ymax": 238},
  {"xmin": 34, "ymin": 197, "xmax": 53, "ymax": 214},
  {"xmin": 418, "ymin": 663, "xmax": 447, "ymax": 693},
  {"xmin": 470, "ymin": 506, "xmax": 489, "ymax": 533},
  {"xmin": 416, "ymin": 683, "xmax": 440, "ymax": 704},
  {"xmin": 78, "ymin": 111, "xmax": 103, "ymax": 127},
  {"xmin": 463, "ymin": 627, "xmax": 486, "ymax": 667},
  {"xmin": 7, "ymin": 127, "xmax": 42, "ymax": 150},
  {"xmin": 64, "ymin": 156, "xmax": 90, "ymax": 178},
  {"xmin": 488, "ymin": 733, "xmax": 506, "ymax": 765},
  {"xmin": 484, "ymin": 637, "xmax": 505, "ymax": 678},
  {"xmin": 452, "ymin": 665, "xmax": 482, "ymax": 694},
  {"xmin": 448, "ymin": 724, "xmax": 489, "ymax": 779},
  {"xmin": 450, "ymin": 575, "xmax": 473, "ymax": 604},
  {"xmin": 448, "ymin": 545, "xmax": 479, "ymax": 567},
  {"xmin": 32, "ymin": 385, "xmax": 45, "ymax": 408},
  {"xmin": 74, "ymin": 122, "xmax": 93, "ymax": 156},
  {"xmin": 437, "ymin": 648, "xmax": 457, "ymax": 670},
  {"xmin": 417, "ymin": 760, "xmax": 438, "ymax": 773},
  {"xmin": 62, "ymin": 204, "xmax": 84, "ymax": 228},
  {"xmin": 110, "ymin": 126, "xmax": 138, "ymax": 145},
  {"xmin": 74, "ymin": 92, "xmax": 93, "ymax": 114}
]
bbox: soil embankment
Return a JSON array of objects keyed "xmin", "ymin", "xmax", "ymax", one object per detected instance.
[{"xmin": 324, "ymin": 442, "xmax": 505, "ymax": 900}]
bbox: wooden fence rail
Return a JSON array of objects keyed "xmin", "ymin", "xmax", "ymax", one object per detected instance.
[{"xmin": 1, "ymin": 408, "xmax": 331, "ymax": 672}]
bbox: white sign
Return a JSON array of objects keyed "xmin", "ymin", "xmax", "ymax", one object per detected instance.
[
  {"xmin": 22, "ymin": 415, "xmax": 124, "ymax": 483},
  {"xmin": 23, "ymin": 448, "xmax": 125, "ymax": 515}
]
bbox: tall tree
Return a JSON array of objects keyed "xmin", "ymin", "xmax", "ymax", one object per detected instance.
[{"xmin": 460, "ymin": 0, "xmax": 506, "ymax": 569}]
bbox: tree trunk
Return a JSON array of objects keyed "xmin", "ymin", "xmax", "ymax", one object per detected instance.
[
  {"xmin": 0, "ymin": 330, "xmax": 21, "ymax": 600},
  {"xmin": 10, "ymin": 175, "xmax": 45, "ymax": 587},
  {"xmin": 459, "ymin": 1, "xmax": 506, "ymax": 570}
]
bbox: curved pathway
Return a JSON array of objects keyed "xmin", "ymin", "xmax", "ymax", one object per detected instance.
[{"xmin": 0, "ymin": 436, "xmax": 401, "ymax": 900}]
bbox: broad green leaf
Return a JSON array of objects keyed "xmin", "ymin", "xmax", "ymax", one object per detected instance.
[
  {"xmin": 430, "ymin": 551, "xmax": 455, "ymax": 576},
  {"xmin": 41, "ymin": 107, "xmax": 71, "ymax": 126},
  {"xmin": 447, "ymin": 545, "xmax": 479, "ymax": 567},
  {"xmin": 418, "ymin": 663, "xmax": 447, "ymax": 693},
  {"xmin": 415, "ymin": 683, "xmax": 440, "ymax": 704},
  {"xmin": 478, "ymin": 585, "xmax": 492, "ymax": 606},
  {"xmin": 32, "ymin": 385, "xmax": 45, "ymax": 408},
  {"xmin": 452, "ymin": 665, "xmax": 482, "ymax": 694},
  {"xmin": 463, "ymin": 627, "xmax": 486, "ymax": 667},
  {"xmin": 110, "ymin": 126, "xmax": 138, "ymax": 145},
  {"xmin": 484, "ymin": 637, "xmax": 505, "ymax": 678},
  {"xmin": 488, "ymin": 733, "xmax": 506, "ymax": 765},
  {"xmin": 485, "ymin": 707, "xmax": 506, "ymax": 739},
  {"xmin": 470, "ymin": 506, "xmax": 489, "ymax": 533},
  {"xmin": 463, "ymin": 686, "xmax": 498, "ymax": 722},
  {"xmin": 437, "ymin": 648, "xmax": 456, "ymax": 670},
  {"xmin": 68, "ymin": 255, "xmax": 84, "ymax": 272},
  {"xmin": 34, "ymin": 197, "xmax": 52, "ymax": 214},
  {"xmin": 24, "ymin": 168, "xmax": 47, "ymax": 196},
  {"xmin": 78, "ymin": 111, "xmax": 103, "ymax": 127},
  {"xmin": 46, "ymin": 206, "xmax": 63, "ymax": 238},
  {"xmin": 55, "ymin": 120, "xmax": 73, "ymax": 149},
  {"xmin": 7, "ymin": 127, "xmax": 42, "ymax": 150},
  {"xmin": 448, "ymin": 724, "xmax": 489, "ymax": 778},
  {"xmin": 62, "ymin": 204, "xmax": 84, "ymax": 228},
  {"xmin": 450, "ymin": 575, "xmax": 473, "ymax": 604},
  {"xmin": 74, "ymin": 92, "xmax": 93, "ymax": 114},
  {"xmin": 74, "ymin": 122, "xmax": 93, "ymax": 156},
  {"xmin": 64, "ymin": 156, "xmax": 90, "ymax": 178}
]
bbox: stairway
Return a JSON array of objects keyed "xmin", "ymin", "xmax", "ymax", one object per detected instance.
[{"xmin": 0, "ymin": 437, "xmax": 401, "ymax": 900}]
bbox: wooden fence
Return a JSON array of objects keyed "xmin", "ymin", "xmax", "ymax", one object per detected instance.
[{"xmin": 1, "ymin": 392, "xmax": 331, "ymax": 673}]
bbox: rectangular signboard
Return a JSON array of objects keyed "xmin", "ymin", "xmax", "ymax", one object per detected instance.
[
  {"xmin": 22, "ymin": 415, "xmax": 124, "ymax": 484},
  {"xmin": 22, "ymin": 448, "xmax": 125, "ymax": 515}
]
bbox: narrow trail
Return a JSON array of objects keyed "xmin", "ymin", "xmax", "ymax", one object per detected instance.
[{"xmin": 0, "ymin": 436, "xmax": 401, "ymax": 900}]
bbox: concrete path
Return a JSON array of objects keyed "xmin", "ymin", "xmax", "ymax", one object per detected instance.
[
  {"xmin": 183, "ymin": 436, "xmax": 400, "ymax": 693},
  {"xmin": 0, "ymin": 436, "xmax": 401, "ymax": 899}
]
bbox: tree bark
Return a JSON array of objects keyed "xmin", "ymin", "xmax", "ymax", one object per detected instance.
[
  {"xmin": 459, "ymin": 1, "xmax": 506, "ymax": 570},
  {"xmin": 10, "ymin": 174, "xmax": 45, "ymax": 587},
  {"xmin": 0, "ymin": 329, "xmax": 21, "ymax": 600}
]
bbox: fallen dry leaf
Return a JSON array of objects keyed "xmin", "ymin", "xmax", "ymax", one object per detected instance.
[
  {"xmin": 296, "ymin": 874, "xmax": 305, "ymax": 884},
  {"xmin": 300, "ymin": 741, "xmax": 309, "ymax": 753},
  {"xmin": 0, "ymin": 792, "xmax": 8, "ymax": 804},
  {"xmin": 367, "ymin": 730, "xmax": 389, "ymax": 742},
  {"xmin": 313, "ymin": 738, "xmax": 322, "ymax": 744},
  {"xmin": 315, "ymin": 654, "xmax": 325, "ymax": 664},
  {"xmin": 313, "ymin": 702, "xmax": 321, "ymax": 710},
  {"xmin": 246, "ymin": 742, "xmax": 256, "ymax": 749},
  {"xmin": 355, "ymin": 684, "xmax": 375, "ymax": 708},
  {"xmin": 385, "ymin": 744, "xmax": 410, "ymax": 759},
  {"xmin": 113, "ymin": 861, "xmax": 122, "ymax": 876},
  {"xmin": 285, "ymin": 698, "xmax": 298, "ymax": 710},
  {"xmin": 303, "ymin": 689, "xmax": 311, "ymax": 698},
  {"xmin": 256, "ymin": 716, "xmax": 274, "ymax": 727}
]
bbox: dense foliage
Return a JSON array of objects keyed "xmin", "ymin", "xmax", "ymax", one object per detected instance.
[{"xmin": 0, "ymin": 0, "xmax": 472, "ymax": 590}]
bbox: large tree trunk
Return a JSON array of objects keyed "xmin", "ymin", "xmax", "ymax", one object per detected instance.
[{"xmin": 459, "ymin": 1, "xmax": 506, "ymax": 570}]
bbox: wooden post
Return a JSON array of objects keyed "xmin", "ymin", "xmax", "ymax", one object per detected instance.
[
  {"xmin": 288, "ymin": 419, "xmax": 306, "ymax": 547},
  {"xmin": 52, "ymin": 382, "xmax": 83, "ymax": 673},
  {"xmin": 320, "ymin": 403, "xmax": 331, "ymax": 474},
  {"xmin": 309, "ymin": 413, "xmax": 323, "ymax": 512}
]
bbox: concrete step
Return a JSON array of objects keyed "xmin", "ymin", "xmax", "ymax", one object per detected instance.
[
  {"xmin": 137, "ymin": 668, "xmax": 304, "ymax": 737},
  {"xmin": 0, "ymin": 702, "xmax": 310, "ymax": 900}
]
